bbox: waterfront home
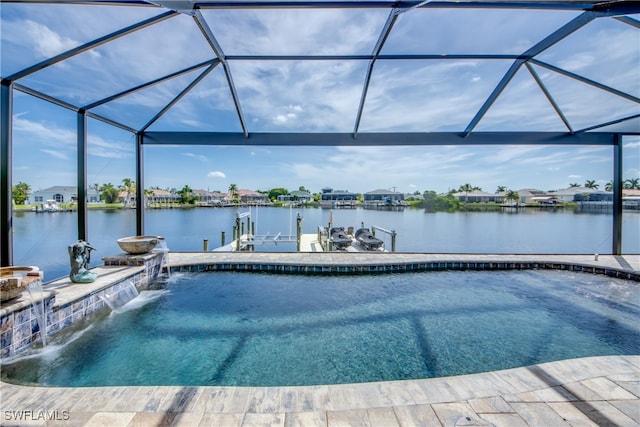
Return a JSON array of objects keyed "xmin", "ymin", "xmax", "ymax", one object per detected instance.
[
  {"xmin": 146, "ymin": 188, "xmax": 180, "ymax": 205},
  {"xmin": 277, "ymin": 190, "xmax": 313, "ymax": 203},
  {"xmin": 452, "ymin": 190, "xmax": 503, "ymax": 203},
  {"xmin": 363, "ymin": 189, "xmax": 405, "ymax": 207},
  {"xmin": 320, "ymin": 188, "xmax": 357, "ymax": 208},
  {"xmin": 511, "ymin": 188, "xmax": 556, "ymax": 205},
  {"xmin": 623, "ymin": 189, "xmax": 640, "ymax": 210},
  {"xmin": 31, "ymin": 186, "xmax": 99, "ymax": 205},
  {"xmin": 364, "ymin": 189, "xmax": 405, "ymax": 202},
  {"xmin": 192, "ymin": 189, "xmax": 225, "ymax": 206},
  {"xmin": 225, "ymin": 189, "xmax": 271, "ymax": 205},
  {"xmin": 550, "ymin": 187, "xmax": 612, "ymax": 203}
]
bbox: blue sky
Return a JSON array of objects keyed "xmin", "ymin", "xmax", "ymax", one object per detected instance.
[{"xmin": 2, "ymin": 2, "xmax": 639, "ymax": 194}]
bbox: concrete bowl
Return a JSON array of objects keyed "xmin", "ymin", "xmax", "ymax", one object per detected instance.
[{"xmin": 116, "ymin": 236, "xmax": 160, "ymax": 255}]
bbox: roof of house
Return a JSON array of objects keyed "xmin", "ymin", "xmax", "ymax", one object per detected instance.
[
  {"xmin": 452, "ymin": 190, "xmax": 497, "ymax": 197},
  {"xmin": 549, "ymin": 187, "xmax": 609, "ymax": 196},
  {"xmin": 149, "ymin": 189, "xmax": 173, "ymax": 196},
  {"xmin": 365, "ymin": 189, "xmax": 403, "ymax": 195},
  {"xmin": 33, "ymin": 186, "xmax": 77, "ymax": 193}
]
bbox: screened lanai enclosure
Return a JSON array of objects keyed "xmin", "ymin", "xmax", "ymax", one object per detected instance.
[{"xmin": 1, "ymin": 0, "xmax": 639, "ymax": 266}]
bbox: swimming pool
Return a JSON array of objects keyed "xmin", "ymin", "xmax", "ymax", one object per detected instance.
[{"xmin": 2, "ymin": 269, "xmax": 638, "ymax": 387}]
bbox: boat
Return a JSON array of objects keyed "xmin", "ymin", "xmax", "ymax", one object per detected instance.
[
  {"xmin": 36, "ymin": 200, "xmax": 60, "ymax": 212},
  {"xmin": 354, "ymin": 228, "xmax": 384, "ymax": 251},
  {"xmin": 329, "ymin": 227, "xmax": 352, "ymax": 250}
]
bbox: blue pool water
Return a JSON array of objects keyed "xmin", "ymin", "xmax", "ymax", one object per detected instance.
[{"xmin": 2, "ymin": 270, "xmax": 639, "ymax": 387}]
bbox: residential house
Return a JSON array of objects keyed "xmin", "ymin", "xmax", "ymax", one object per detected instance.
[
  {"xmin": 191, "ymin": 189, "xmax": 225, "ymax": 205},
  {"xmin": 363, "ymin": 189, "xmax": 405, "ymax": 203},
  {"xmin": 31, "ymin": 186, "xmax": 100, "ymax": 204},
  {"xmin": 146, "ymin": 189, "xmax": 180, "ymax": 205},
  {"xmin": 320, "ymin": 188, "xmax": 357, "ymax": 207},
  {"xmin": 225, "ymin": 189, "xmax": 270, "ymax": 205},
  {"xmin": 549, "ymin": 187, "xmax": 612, "ymax": 202},
  {"xmin": 363, "ymin": 189, "xmax": 406, "ymax": 207},
  {"xmin": 512, "ymin": 188, "xmax": 556, "ymax": 205},
  {"xmin": 452, "ymin": 190, "xmax": 503, "ymax": 203},
  {"xmin": 277, "ymin": 190, "xmax": 313, "ymax": 203}
]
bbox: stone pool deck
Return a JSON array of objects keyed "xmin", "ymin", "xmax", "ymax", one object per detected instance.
[
  {"xmin": 1, "ymin": 253, "xmax": 639, "ymax": 426},
  {"xmin": 0, "ymin": 356, "xmax": 638, "ymax": 426}
]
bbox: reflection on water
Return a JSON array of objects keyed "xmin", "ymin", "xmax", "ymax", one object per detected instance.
[
  {"xmin": 11, "ymin": 207, "xmax": 640, "ymax": 282},
  {"xmin": 3, "ymin": 270, "xmax": 638, "ymax": 387}
]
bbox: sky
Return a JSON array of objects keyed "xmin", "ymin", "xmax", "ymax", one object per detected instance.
[{"xmin": 2, "ymin": 2, "xmax": 639, "ymax": 195}]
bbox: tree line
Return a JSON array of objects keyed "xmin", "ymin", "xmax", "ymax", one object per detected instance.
[{"xmin": 10, "ymin": 178, "xmax": 640, "ymax": 206}]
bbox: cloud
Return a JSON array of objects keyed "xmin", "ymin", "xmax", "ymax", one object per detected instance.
[
  {"xmin": 208, "ymin": 171, "xmax": 226, "ymax": 178},
  {"xmin": 183, "ymin": 152, "xmax": 208, "ymax": 162},
  {"xmin": 14, "ymin": 114, "xmax": 132, "ymax": 159},
  {"xmin": 624, "ymin": 140, "xmax": 640, "ymax": 149},
  {"xmin": 25, "ymin": 20, "xmax": 78, "ymax": 58},
  {"xmin": 13, "ymin": 114, "xmax": 75, "ymax": 146},
  {"xmin": 40, "ymin": 148, "xmax": 68, "ymax": 160},
  {"xmin": 568, "ymin": 174, "xmax": 581, "ymax": 179},
  {"xmin": 88, "ymin": 135, "xmax": 134, "ymax": 159}
]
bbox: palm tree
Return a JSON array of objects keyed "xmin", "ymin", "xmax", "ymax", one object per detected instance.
[
  {"xmin": 458, "ymin": 183, "xmax": 474, "ymax": 207},
  {"xmin": 584, "ymin": 180, "xmax": 599, "ymax": 190},
  {"xmin": 605, "ymin": 180, "xmax": 613, "ymax": 191},
  {"xmin": 120, "ymin": 178, "xmax": 136, "ymax": 207},
  {"xmin": 99, "ymin": 183, "xmax": 119, "ymax": 204},
  {"xmin": 624, "ymin": 178, "xmax": 640, "ymax": 189},
  {"xmin": 496, "ymin": 185, "xmax": 507, "ymax": 193},
  {"xmin": 504, "ymin": 189, "xmax": 520, "ymax": 206},
  {"xmin": 178, "ymin": 185, "xmax": 193, "ymax": 204},
  {"xmin": 569, "ymin": 182, "xmax": 580, "ymax": 188},
  {"xmin": 228, "ymin": 183, "xmax": 239, "ymax": 204}
]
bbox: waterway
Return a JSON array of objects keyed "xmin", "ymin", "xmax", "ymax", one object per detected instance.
[{"xmin": 11, "ymin": 206, "xmax": 639, "ymax": 283}]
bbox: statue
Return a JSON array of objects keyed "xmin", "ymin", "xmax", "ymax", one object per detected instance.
[{"xmin": 68, "ymin": 240, "xmax": 97, "ymax": 283}]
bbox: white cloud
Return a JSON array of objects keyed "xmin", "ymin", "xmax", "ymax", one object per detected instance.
[
  {"xmin": 25, "ymin": 20, "xmax": 78, "ymax": 58},
  {"xmin": 40, "ymin": 148, "xmax": 68, "ymax": 160},
  {"xmin": 624, "ymin": 140, "xmax": 640, "ymax": 149},
  {"xmin": 183, "ymin": 152, "xmax": 208, "ymax": 162},
  {"xmin": 208, "ymin": 171, "xmax": 226, "ymax": 178},
  {"xmin": 13, "ymin": 114, "xmax": 75, "ymax": 146}
]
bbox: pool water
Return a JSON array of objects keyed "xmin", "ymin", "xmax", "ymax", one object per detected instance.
[{"xmin": 2, "ymin": 270, "xmax": 639, "ymax": 387}]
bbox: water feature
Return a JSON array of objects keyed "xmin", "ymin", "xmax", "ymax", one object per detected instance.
[
  {"xmin": 26, "ymin": 281, "xmax": 47, "ymax": 347},
  {"xmin": 154, "ymin": 238, "xmax": 171, "ymax": 279},
  {"xmin": 98, "ymin": 280, "xmax": 139, "ymax": 312},
  {"xmin": 3, "ymin": 269, "xmax": 638, "ymax": 387}
]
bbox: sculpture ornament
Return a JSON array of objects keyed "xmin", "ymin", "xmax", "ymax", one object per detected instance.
[{"xmin": 68, "ymin": 240, "xmax": 97, "ymax": 283}]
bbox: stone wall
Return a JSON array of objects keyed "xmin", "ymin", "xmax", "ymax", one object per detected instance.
[{"xmin": 0, "ymin": 252, "xmax": 164, "ymax": 358}]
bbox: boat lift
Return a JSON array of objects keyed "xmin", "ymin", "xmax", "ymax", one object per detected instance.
[
  {"xmin": 214, "ymin": 209, "xmax": 303, "ymax": 251},
  {"xmin": 212, "ymin": 209, "xmax": 396, "ymax": 252}
]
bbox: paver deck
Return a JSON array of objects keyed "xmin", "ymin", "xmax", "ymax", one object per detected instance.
[
  {"xmin": 1, "ymin": 356, "xmax": 638, "ymax": 426},
  {"xmin": 1, "ymin": 253, "xmax": 638, "ymax": 426}
]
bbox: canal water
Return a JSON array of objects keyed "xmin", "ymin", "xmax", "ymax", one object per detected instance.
[{"xmin": 11, "ymin": 206, "xmax": 640, "ymax": 282}]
